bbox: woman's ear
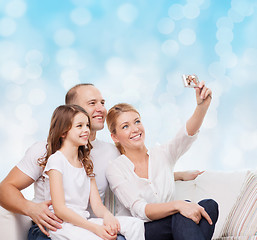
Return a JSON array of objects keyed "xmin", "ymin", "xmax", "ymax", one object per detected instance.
[{"xmin": 111, "ymin": 133, "xmax": 119, "ymax": 143}]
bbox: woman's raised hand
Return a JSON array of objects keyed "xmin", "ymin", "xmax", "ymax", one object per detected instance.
[{"xmin": 195, "ymin": 81, "xmax": 212, "ymax": 106}]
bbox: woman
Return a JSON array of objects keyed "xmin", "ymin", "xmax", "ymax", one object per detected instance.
[{"xmin": 106, "ymin": 81, "xmax": 218, "ymax": 240}]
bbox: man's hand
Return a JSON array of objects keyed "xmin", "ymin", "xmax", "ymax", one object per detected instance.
[
  {"xmin": 27, "ymin": 200, "xmax": 62, "ymax": 236},
  {"xmin": 176, "ymin": 170, "xmax": 204, "ymax": 181}
]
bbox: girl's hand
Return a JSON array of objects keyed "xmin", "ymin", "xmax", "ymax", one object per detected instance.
[
  {"xmin": 93, "ymin": 224, "xmax": 117, "ymax": 240},
  {"xmin": 176, "ymin": 200, "xmax": 212, "ymax": 225},
  {"xmin": 103, "ymin": 212, "xmax": 120, "ymax": 236},
  {"xmin": 195, "ymin": 81, "xmax": 212, "ymax": 106}
]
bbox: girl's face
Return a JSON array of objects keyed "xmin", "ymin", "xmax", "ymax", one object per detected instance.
[
  {"xmin": 111, "ymin": 111, "xmax": 145, "ymax": 151},
  {"xmin": 64, "ymin": 112, "xmax": 90, "ymax": 147}
]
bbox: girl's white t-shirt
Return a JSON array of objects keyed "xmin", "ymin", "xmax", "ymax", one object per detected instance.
[
  {"xmin": 16, "ymin": 139, "xmax": 120, "ymax": 204},
  {"xmin": 43, "ymin": 151, "xmax": 91, "ymax": 218}
]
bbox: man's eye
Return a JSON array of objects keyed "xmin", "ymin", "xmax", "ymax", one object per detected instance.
[
  {"xmin": 101, "ymin": 101, "xmax": 105, "ymax": 106},
  {"xmin": 89, "ymin": 102, "xmax": 95, "ymax": 105}
]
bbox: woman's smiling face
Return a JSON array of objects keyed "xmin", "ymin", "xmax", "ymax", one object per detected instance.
[{"xmin": 111, "ymin": 111, "xmax": 145, "ymax": 152}]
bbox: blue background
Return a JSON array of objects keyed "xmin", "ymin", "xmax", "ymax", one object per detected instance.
[{"xmin": 1, "ymin": 0, "xmax": 257, "ymax": 190}]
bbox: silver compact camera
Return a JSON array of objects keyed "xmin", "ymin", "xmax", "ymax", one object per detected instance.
[{"xmin": 182, "ymin": 74, "xmax": 199, "ymax": 88}]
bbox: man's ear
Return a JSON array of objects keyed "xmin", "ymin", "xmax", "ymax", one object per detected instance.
[{"xmin": 111, "ymin": 133, "xmax": 119, "ymax": 143}]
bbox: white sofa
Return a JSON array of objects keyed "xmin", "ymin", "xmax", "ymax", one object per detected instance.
[{"xmin": 1, "ymin": 170, "xmax": 256, "ymax": 240}]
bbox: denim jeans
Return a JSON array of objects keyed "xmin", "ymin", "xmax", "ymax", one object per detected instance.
[
  {"xmin": 144, "ymin": 199, "xmax": 219, "ymax": 240},
  {"xmin": 28, "ymin": 223, "xmax": 50, "ymax": 240},
  {"xmin": 28, "ymin": 223, "xmax": 126, "ymax": 240}
]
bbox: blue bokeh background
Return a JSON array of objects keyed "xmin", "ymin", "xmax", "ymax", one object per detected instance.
[{"xmin": 1, "ymin": 0, "xmax": 257, "ymax": 188}]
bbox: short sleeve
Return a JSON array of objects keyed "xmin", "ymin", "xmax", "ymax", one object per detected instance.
[
  {"xmin": 44, "ymin": 152, "xmax": 65, "ymax": 177},
  {"xmin": 16, "ymin": 141, "xmax": 47, "ymax": 181}
]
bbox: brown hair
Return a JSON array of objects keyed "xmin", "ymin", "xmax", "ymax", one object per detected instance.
[
  {"xmin": 65, "ymin": 83, "xmax": 94, "ymax": 105},
  {"xmin": 106, "ymin": 103, "xmax": 140, "ymax": 154},
  {"xmin": 38, "ymin": 104, "xmax": 94, "ymax": 177}
]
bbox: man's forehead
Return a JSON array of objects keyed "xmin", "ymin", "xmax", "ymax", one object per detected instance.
[{"xmin": 76, "ymin": 85, "xmax": 104, "ymax": 101}]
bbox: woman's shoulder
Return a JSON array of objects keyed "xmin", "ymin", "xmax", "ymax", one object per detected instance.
[
  {"xmin": 108, "ymin": 154, "xmax": 126, "ymax": 165},
  {"xmin": 107, "ymin": 154, "xmax": 133, "ymax": 173}
]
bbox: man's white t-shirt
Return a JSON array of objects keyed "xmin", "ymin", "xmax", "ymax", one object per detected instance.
[{"xmin": 16, "ymin": 139, "xmax": 120, "ymax": 204}]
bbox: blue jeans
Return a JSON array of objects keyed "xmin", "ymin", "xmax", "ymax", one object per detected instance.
[
  {"xmin": 28, "ymin": 223, "xmax": 50, "ymax": 240},
  {"xmin": 28, "ymin": 222, "xmax": 126, "ymax": 240},
  {"xmin": 144, "ymin": 199, "xmax": 219, "ymax": 240}
]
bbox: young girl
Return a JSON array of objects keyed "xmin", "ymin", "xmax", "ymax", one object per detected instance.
[
  {"xmin": 40, "ymin": 104, "xmax": 145, "ymax": 240},
  {"xmin": 106, "ymin": 81, "xmax": 219, "ymax": 240}
]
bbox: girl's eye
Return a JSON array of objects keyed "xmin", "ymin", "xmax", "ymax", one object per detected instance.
[
  {"xmin": 122, "ymin": 125, "xmax": 128, "ymax": 129},
  {"xmin": 77, "ymin": 124, "xmax": 82, "ymax": 128},
  {"xmin": 87, "ymin": 123, "xmax": 90, "ymax": 128}
]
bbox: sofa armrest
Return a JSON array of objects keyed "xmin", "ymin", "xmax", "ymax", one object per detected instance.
[{"xmin": 0, "ymin": 206, "xmax": 32, "ymax": 240}]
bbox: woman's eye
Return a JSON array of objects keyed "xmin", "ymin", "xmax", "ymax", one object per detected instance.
[
  {"xmin": 135, "ymin": 120, "xmax": 141, "ymax": 124},
  {"xmin": 122, "ymin": 125, "xmax": 128, "ymax": 129},
  {"xmin": 77, "ymin": 124, "xmax": 82, "ymax": 128}
]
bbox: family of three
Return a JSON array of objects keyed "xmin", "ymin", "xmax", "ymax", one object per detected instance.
[{"xmin": 0, "ymin": 82, "xmax": 218, "ymax": 240}]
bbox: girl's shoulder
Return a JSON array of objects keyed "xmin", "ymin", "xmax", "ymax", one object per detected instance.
[{"xmin": 47, "ymin": 151, "xmax": 66, "ymax": 166}]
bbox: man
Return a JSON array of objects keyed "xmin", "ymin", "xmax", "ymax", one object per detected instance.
[
  {"xmin": 0, "ymin": 83, "xmax": 123, "ymax": 240},
  {"xmin": 0, "ymin": 83, "xmax": 201, "ymax": 240}
]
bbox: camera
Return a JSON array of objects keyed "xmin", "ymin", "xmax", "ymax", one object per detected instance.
[{"xmin": 182, "ymin": 74, "xmax": 199, "ymax": 88}]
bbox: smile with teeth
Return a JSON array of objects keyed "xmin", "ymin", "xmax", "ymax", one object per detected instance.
[
  {"xmin": 130, "ymin": 133, "xmax": 142, "ymax": 140},
  {"xmin": 93, "ymin": 115, "xmax": 103, "ymax": 120},
  {"xmin": 80, "ymin": 134, "xmax": 89, "ymax": 140}
]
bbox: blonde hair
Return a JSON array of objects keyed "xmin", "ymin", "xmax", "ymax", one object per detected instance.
[
  {"xmin": 38, "ymin": 104, "xmax": 94, "ymax": 177},
  {"xmin": 106, "ymin": 103, "xmax": 140, "ymax": 154}
]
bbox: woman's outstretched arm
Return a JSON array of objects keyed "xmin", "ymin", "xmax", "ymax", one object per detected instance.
[{"xmin": 186, "ymin": 81, "xmax": 212, "ymax": 136}]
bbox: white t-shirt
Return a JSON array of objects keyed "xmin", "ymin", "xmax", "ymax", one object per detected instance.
[
  {"xmin": 43, "ymin": 151, "xmax": 91, "ymax": 218},
  {"xmin": 106, "ymin": 126, "xmax": 198, "ymax": 221},
  {"xmin": 16, "ymin": 139, "xmax": 120, "ymax": 203}
]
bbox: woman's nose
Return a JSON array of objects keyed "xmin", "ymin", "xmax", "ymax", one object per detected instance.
[{"xmin": 132, "ymin": 126, "xmax": 139, "ymax": 132}]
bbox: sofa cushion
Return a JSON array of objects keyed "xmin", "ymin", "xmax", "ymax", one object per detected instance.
[
  {"xmin": 220, "ymin": 171, "xmax": 257, "ymax": 239},
  {"xmin": 0, "ymin": 206, "xmax": 31, "ymax": 240},
  {"xmin": 175, "ymin": 170, "xmax": 248, "ymax": 239}
]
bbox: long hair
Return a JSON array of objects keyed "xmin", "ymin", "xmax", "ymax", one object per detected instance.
[
  {"xmin": 106, "ymin": 103, "xmax": 140, "ymax": 154},
  {"xmin": 38, "ymin": 104, "xmax": 94, "ymax": 177}
]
